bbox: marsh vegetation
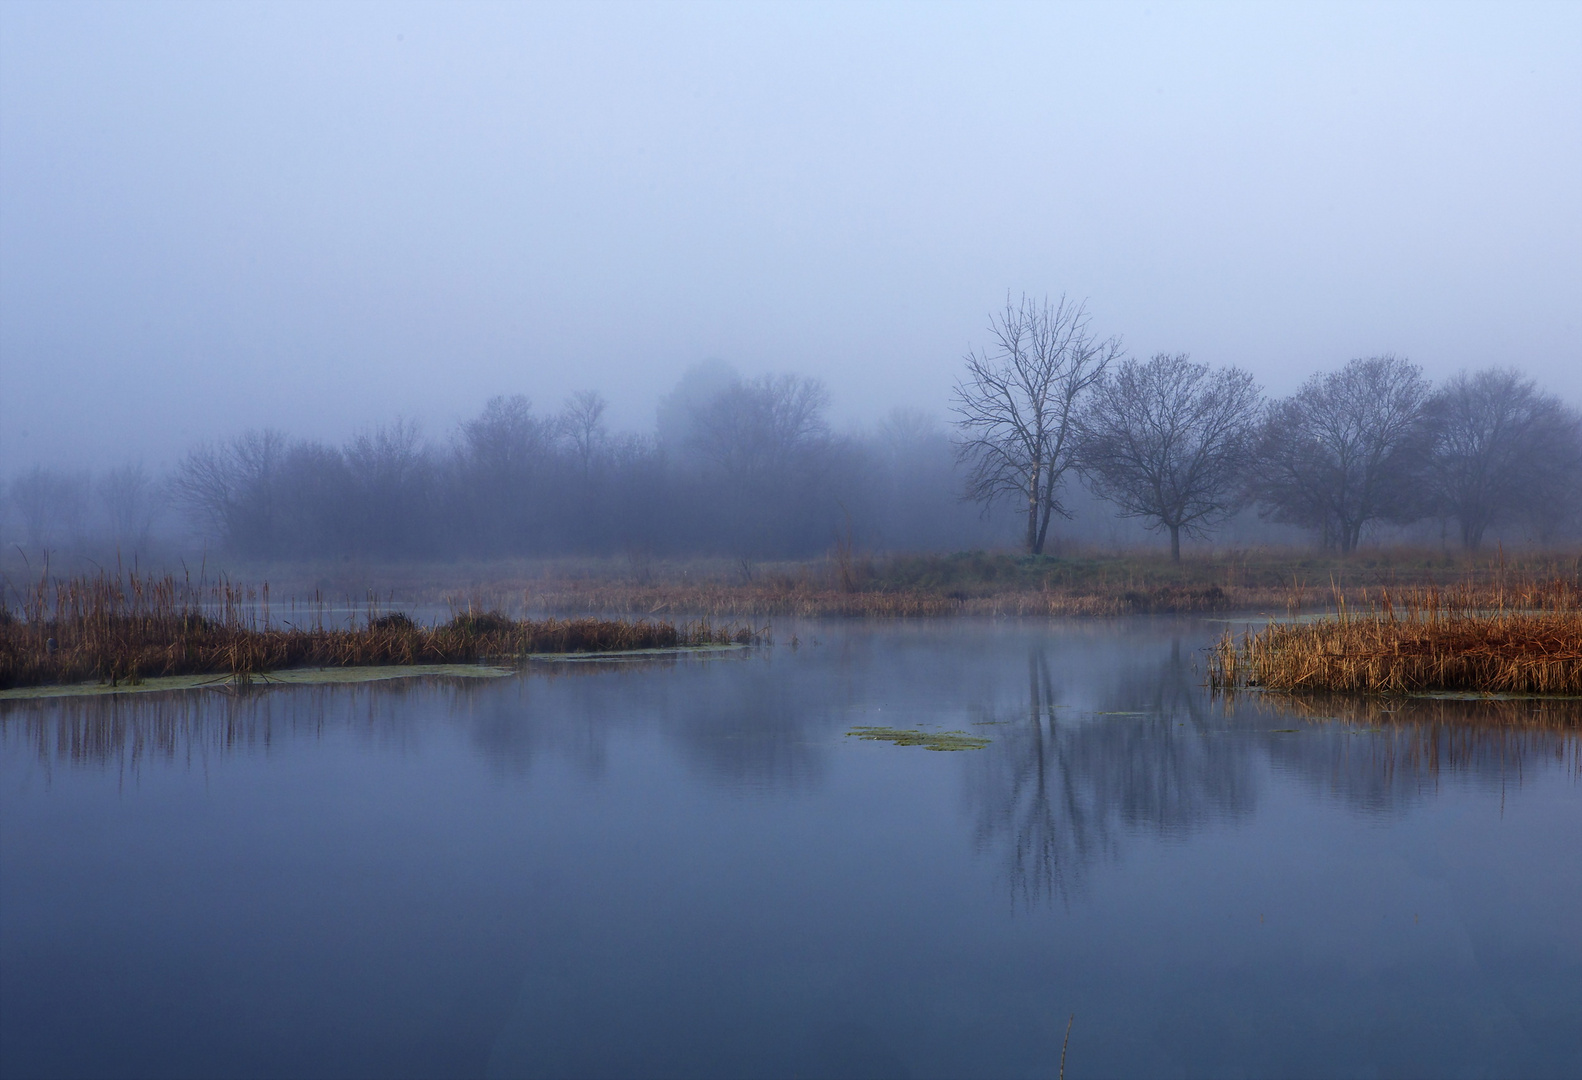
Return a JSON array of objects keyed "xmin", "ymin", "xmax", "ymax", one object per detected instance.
[
  {"xmin": 0, "ymin": 570, "xmax": 752, "ymax": 692},
  {"xmin": 274, "ymin": 547, "xmax": 1574, "ymax": 625},
  {"xmin": 1209, "ymin": 577, "xmax": 1582, "ymax": 698}
]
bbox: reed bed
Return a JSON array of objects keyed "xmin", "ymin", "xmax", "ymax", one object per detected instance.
[
  {"xmin": 0, "ymin": 571, "xmax": 754, "ymax": 691},
  {"xmin": 1209, "ymin": 578, "xmax": 1582, "ymax": 697}
]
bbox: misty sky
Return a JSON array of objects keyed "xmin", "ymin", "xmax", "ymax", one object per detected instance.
[{"xmin": 2, "ymin": 1, "xmax": 1579, "ymax": 470}]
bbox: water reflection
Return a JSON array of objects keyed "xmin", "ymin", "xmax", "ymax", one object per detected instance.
[
  {"xmin": 4, "ymin": 622, "xmax": 1577, "ymax": 1080},
  {"xmin": 1, "ymin": 679, "xmax": 491, "ymax": 780},
  {"xmin": 969, "ymin": 640, "xmax": 1258, "ymax": 902},
  {"xmin": 1235, "ymin": 691, "xmax": 1582, "ymax": 813},
  {"xmin": 460, "ymin": 652, "xmax": 837, "ymax": 790},
  {"xmin": 5, "ymin": 623, "xmax": 1576, "ymax": 848}
]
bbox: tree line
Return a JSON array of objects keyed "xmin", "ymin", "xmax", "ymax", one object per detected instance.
[
  {"xmin": 954, "ymin": 295, "xmax": 1582, "ymax": 560},
  {"xmin": 6, "ymin": 296, "xmax": 1580, "ymax": 561},
  {"xmin": 4, "ymin": 366, "xmax": 990, "ymax": 560}
]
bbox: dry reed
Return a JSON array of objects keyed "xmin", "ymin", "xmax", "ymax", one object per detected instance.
[
  {"xmin": 1209, "ymin": 578, "xmax": 1582, "ymax": 697},
  {"xmin": 0, "ymin": 571, "xmax": 756, "ymax": 691}
]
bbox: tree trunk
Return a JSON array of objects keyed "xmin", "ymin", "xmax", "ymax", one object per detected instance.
[
  {"xmin": 1033, "ymin": 496, "xmax": 1055, "ymax": 555},
  {"xmin": 1461, "ymin": 517, "xmax": 1486, "ymax": 551},
  {"xmin": 1027, "ymin": 478, "xmax": 1040, "ymax": 553},
  {"xmin": 1170, "ymin": 524, "xmax": 1181, "ymax": 563}
]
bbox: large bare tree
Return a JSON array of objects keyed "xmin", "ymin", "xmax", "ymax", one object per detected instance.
[
  {"xmin": 953, "ymin": 295, "xmax": 1122, "ymax": 554},
  {"xmin": 1422, "ymin": 368, "xmax": 1582, "ymax": 549},
  {"xmin": 1080, "ymin": 353, "xmax": 1262, "ymax": 561},
  {"xmin": 1250, "ymin": 355, "xmax": 1429, "ymax": 553}
]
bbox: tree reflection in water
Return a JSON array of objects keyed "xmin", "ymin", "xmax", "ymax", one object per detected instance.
[
  {"xmin": 1233, "ymin": 691, "xmax": 1582, "ymax": 813},
  {"xmin": 968, "ymin": 639, "xmax": 1258, "ymax": 904},
  {"xmin": 5, "ymin": 628, "xmax": 1576, "ymax": 891},
  {"xmin": 970, "ymin": 636, "xmax": 1581, "ymax": 904}
]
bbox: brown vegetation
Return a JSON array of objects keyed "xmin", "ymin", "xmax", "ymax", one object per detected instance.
[
  {"xmin": 356, "ymin": 548, "xmax": 1576, "ymax": 620},
  {"xmin": 0, "ymin": 571, "xmax": 754, "ymax": 691},
  {"xmin": 1209, "ymin": 578, "xmax": 1582, "ymax": 697},
  {"xmin": 17, "ymin": 548, "xmax": 1577, "ymax": 623},
  {"xmin": 514, "ymin": 579, "xmax": 1237, "ymax": 618}
]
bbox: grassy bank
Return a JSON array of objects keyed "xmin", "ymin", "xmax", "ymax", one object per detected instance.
[
  {"xmin": 5, "ymin": 547, "xmax": 1578, "ymax": 629},
  {"xmin": 315, "ymin": 548, "xmax": 1579, "ymax": 618},
  {"xmin": 1209, "ymin": 579, "xmax": 1582, "ymax": 696},
  {"xmin": 0, "ymin": 571, "xmax": 753, "ymax": 692}
]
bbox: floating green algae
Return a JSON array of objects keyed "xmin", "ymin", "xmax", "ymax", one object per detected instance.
[{"xmin": 845, "ymin": 726, "xmax": 991, "ymax": 751}]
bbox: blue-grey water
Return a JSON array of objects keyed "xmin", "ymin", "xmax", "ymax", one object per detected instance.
[{"xmin": 2, "ymin": 619, "xmax": 1578, "ymax": 1080}]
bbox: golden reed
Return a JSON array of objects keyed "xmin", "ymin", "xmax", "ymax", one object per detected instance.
[
  {"xmin": 0, "ymin": 570, "xmax": 754, "ymax": 691},
  {"xmin": 1209, "ymin": 578, "xmax": 1582, "ymax": 696}
]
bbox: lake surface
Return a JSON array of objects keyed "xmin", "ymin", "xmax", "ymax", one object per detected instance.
[{"xmin": 3, "ymin": 618, "xmax": 1578, "ymax": 1079}]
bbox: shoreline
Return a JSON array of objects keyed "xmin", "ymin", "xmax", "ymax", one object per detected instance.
[{"xmin": 0, "ymin": 643, "xmax": 756, "ymax": 701}]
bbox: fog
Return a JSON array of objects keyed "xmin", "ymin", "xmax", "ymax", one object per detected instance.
[{"xmin": 1, "ymin": 2, "xmax": 1579, "ymax": 558}]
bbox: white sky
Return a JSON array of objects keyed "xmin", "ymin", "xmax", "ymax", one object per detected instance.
[{"xmin": 2, "ymin": 0, "xmax": 1579, "ymax": 469}]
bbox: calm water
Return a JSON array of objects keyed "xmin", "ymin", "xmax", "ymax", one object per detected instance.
[{"xmin": 2, "ymin": 619, "xmax": 1578, "ymax": 1080}]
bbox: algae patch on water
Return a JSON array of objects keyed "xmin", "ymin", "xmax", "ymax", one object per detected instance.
[{"xmin": 845, "ymin": 726, "xmax": 990, "ymax": 751}]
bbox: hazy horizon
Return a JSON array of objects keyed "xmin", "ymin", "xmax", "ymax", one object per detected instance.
[{"xmin": 3, "ymin": 1, "xmax": 1579, "ymax": 471}]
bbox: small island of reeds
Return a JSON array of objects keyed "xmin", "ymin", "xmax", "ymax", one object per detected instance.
[
  {"xmin": 0, "ymin": 571, "xmax": 756, "ymax": 693},
  {"xmin": 1209, "ymin": 578, "xmax": 1582, "ymax": 698}
]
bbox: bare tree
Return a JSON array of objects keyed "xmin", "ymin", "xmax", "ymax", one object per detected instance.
[
  {"xmin": 9, "ymin": 466, "xmax": 90, "ymax": 550},
  {"xmin": 683, "ymin": 373, "xmax": 836, "ymax": 556},
  {"xmin": 9, "ymin": 467, "xmax": 56, "ymax": 549},
  {"xmin": 559, "ymin": 391, "xmax": 609, "ymax": 477},
  {"xmin": 953, "ymin": 295, "xmax": 1122, "ymax": 554},
  {"xmin": 1080, "ymin": 353, "xmax": 1261, "ymax": 562},
  {"xmin": 878, "ymin": 407, "xmax": 941, "ymax": 459},
  {"xmin": 169, "ymin": 429, "xmax": 290, "ymax": 552},
  {"xmin": 687, "ymin": 374, "xmax": 831, "ymax": 482},
  {"xmin": 97, "ymin": 463, "xmax": 161, "ymax": 552},
  {"xmin": 345, "ymin": 418, "xmax": 427, "ymax": 494},
  {"xmin": 655, "ymin": 359, "xmax": 739, "ymax": 460},
  {"xmin": 1250, "ymin": 355, "xmax": 1429, "ymax": 553},
  {"xmin": 457, "ymin": 394, "xmax": 556, "ymax": 479},
  {"xmin": 1521, "ymin": 414, "xmax": 1582, "ymax": 544},
  {"xmin": 344, "ymin": 418, "xmax": 431, "ymax": 553},
  {"xmin": 452, "ymin": 395, "xmax": 558, "ymax": 552},
  {"xmin": 1421, "ymin": 368, "xmax": 1582, "ymax": 549}
]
